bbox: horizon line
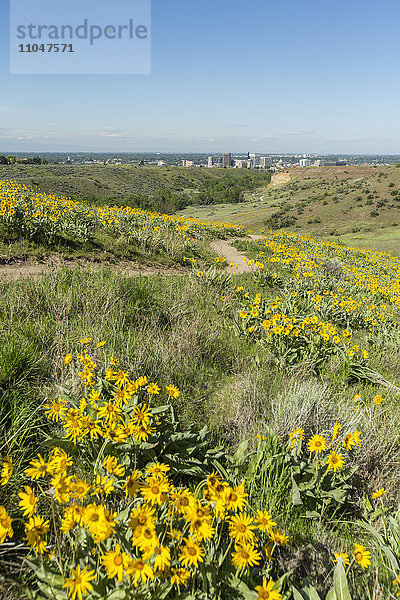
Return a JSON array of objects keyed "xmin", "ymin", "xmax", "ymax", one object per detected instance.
[{"xmin": 1, "ymin": 150, "xmax": 400, "ymax": 156}]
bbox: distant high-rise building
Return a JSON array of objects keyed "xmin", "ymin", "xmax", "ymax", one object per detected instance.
[
  {"xmin": 222, "ymin": 153, "xmax": 232, "ymax": 168},
  {"xmin": 182, "ymin": 160, "xmax": 194, "ymax": 167},
  {"xmin": 260, "ymin": 156, "xmax": 272, "ymax": 168},
  {"xmin": 249, "ymin": 153, "xmax": 260, "ymax": 167},
  {"xmin": 234, "ymin": 159, "xmax": 249, "ymax": 168},
  {"xmin": 299, "ymin": 159, "xmax": 312, "ymax": 167},
  {"xmin": 207, "ymin": 156, "xmax": 213, "ymax": 168}
]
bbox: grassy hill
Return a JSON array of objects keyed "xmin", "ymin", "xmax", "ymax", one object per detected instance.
[
  {"xmin": 180, "ymin": 165, "xmax": 400, "ymax": 254},
  {"xmin": 265, "ymin": 165, "xmax": 400, "ymax": 249},
  {"xmin": 0, "ymin": 163, "xmax": 267, "ymax": 205}
]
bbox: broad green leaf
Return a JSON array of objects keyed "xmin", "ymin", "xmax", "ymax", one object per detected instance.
[
  {"xmin": 356, "ymin": 519, "xmax": 385, "ymax": 544},
  {"xmin": 36, "ymin": 581, "xmax": 66, "ymax": 600},
  {"xmin": 150, "ymin": 404, "xmax": 171, "ymax": 415},
  {"xmin": 291, "ymin": 587, "xmax": 306, "ymax": 600},
  {"xmin": 291, "ymin": 474, "xmax": 303, "ymax": 506},
  {"xmin": 301, "ymin": 579, "xmax": 322, "ymax": 600},
  {"xmin": 104, "ymin": 589, "xmax": 131, "ymax": 600},
  {"xmin": 24, "ymin": 559, "xmax": 64, "ymax": 588},
  {"xmin": 229, "ymin": 574, "xmax": 257, "ymax": 599},
  {"xmin": 380, "ymin": 545, "xmax": 400, "ymax": 572},
  {"xmin": 326, "ymin": 588, "xmax": 337, "ymax": 600},
  {"xmin": 233, "ymin": 439, "xmax": 250, "ymax": 464},
  {"xmin": 333, "ymin": 562, "xmax": 351, "ymax": 600},
  {"xmin": 305, "ymin": 510, "xmax": 320, "ymax": 519},
  {"xmin": 320, "ymin": 487, "xmax": 346, "ymax": 503},
  {"xmin": 274, "ymin": 570, "xmax": 292, "ymax": 592}
]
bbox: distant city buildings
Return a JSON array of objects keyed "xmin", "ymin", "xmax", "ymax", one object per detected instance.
[
  {"xmin": 216, "ymin": 153, "xmax": 349, "ymax": 171},
  {"xmin": 260, "ymin": 156, "xmax": 271, "ymax": 168},
  {"xmin": 234, "ymin": 159, "xmax": 253, "ymax": 169},
  {"xmin": 222, "ymin": 153, "xmax": 232, "ymax": 168},
  {"xmin": 21, "ymin": 152, "xmax": 393, "ymax": 169},
  {"xmin": 249, "ymin": 153, "xmax": 261, "ymax": 167},
  {"xmin": 110, "ymin": 152, "xmax": 350, "ymax": 171},
  {"xmin": 222, "ymin": 153, "xmax": 272, "ymax": 169},
  {"xmin": 299, "ymin": 158, "xmax": 312, "ymax": 167},
  {"xmin": 179, "ymin": 154, "xmax": 350, "ymax": 170}
]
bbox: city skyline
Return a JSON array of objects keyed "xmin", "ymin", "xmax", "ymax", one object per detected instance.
[{"xmin": 1, "ymin": 0, "xmax": 400, "ymax": 153}]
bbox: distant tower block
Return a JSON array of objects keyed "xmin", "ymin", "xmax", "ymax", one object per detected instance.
[
  {"xmin": 249, "ymin": 153, "xmax": 260, "ymax": 167},
  {"xmin": 260, "ymin": 156, "xmax": 271, "ymax": 168},
  {"xmin": 222, "ymin": 153, "xmax": 232, "ymax": 168},
  {"xmin": 208, "ymin": 156, "xmax": 213, "ymax": 168}
]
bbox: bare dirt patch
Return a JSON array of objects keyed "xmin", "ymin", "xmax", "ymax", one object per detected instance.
[
  {"xmin": 210, "ymin": 235, "xmax": 264, "ymax": 273},
  {"xmin": 270, "ymin": 172, "xmax": 291, "ymax": 186},
  {"xmin": 0, "ymin": 257, "xmax": 183, "ymax": 280},
  {"xmin": 0, "ymin": 236, "xmax": 263, "ymax": 279}
]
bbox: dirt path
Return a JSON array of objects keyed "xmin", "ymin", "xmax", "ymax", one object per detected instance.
[
  {"xmin": 0, "ymin": 258, "xmax": 182, "ymax": 280},
  {"xmin": 210, "ymin": 235, "xmax": 265, "ymax": 273},
  {"xmin": 0, "ymin": 236, "xmax": 265, "ymax": 280}
]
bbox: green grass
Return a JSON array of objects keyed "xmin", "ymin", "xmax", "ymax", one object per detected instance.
[
  {"xmin": 0, "ymin": 164, "xmax": 267, "ymax": 205},
  {"xmin": 177, "ymin": 194, "xmax": 275, "ymax": 229},
  {"xmin": 0, "ymin": 223, "xmax": 211, "ymax": 269},
  {"xmin": 181, "ymin": 165, "xmax": 400, "ymax": 255}
]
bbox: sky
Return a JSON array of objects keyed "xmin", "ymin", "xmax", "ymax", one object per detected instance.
[{"xmin": 1, "ymin": 0, "xmax": 400, "ymax": 153}]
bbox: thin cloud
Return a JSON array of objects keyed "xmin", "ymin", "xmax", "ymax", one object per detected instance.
[{"xmin": 0, "ymin": 105, "xmax": 35, "ymax": 115}]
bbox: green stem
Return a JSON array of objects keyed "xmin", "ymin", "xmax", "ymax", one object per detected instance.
[
  {"xmin": 380, "ymin": 498, "xmax": 388, "ymax": 540},
  {"xmin": 218, "ymin": 539, "xmax": 233, "ymax": 567},
  {"xmin": 50, "ymin": 494, "xmax": 64, "ymax": 577},
  {"xmin": 345, "ymin": 559, "xmax": 354, "ymax": 577},
  {"xmin": 93, "ymin": 439, "xmax": 108, "ymax": 475}
]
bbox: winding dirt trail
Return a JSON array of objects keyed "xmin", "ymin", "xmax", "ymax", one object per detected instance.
[
  {"xmin": 210, "ymin": 235, "xmax": 265, "ymax": 273},
  {"xmin": 0, "ymin": 258, "xmax": 182, "ymax": 280},
  {"xmin": 0, "ymin": 236, "xmax": 265, "ymax": 280}
]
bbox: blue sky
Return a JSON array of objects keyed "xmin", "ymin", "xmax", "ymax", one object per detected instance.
[{"xmin": 1, "ymin": 0, "xmax": 400, "ymax": 153}]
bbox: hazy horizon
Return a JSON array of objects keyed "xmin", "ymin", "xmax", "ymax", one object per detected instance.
[{"xmin": 1, "ymin": 151, "xmax": 400, "ymax": 157}]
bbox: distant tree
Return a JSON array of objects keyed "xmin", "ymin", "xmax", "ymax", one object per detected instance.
[
  {"xmin": 0, "ymin": 155, "xmax": 8, "ymax": 165},
  {"xmin": 7, "ymin": 156, "xmax": 16, "ymax": 164},
  {"xmin": 265, "ymin": 211, "xmax": 297, "ymax": 230}
]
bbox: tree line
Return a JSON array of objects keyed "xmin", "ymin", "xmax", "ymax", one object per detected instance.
[{"xmin": 0, "ymin": 155, "xmax": 48, "ymax": 165}]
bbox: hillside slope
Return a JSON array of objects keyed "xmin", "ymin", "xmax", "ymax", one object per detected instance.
[
  {"xmin": 263, "ymin": 165, "xmax": 400, "ymax": 252},
  {"xmin": 181, "ymin": 165, "xmax": 400, "ymax": 254},
  {"xmin": 0, "ymin": 164, "xmax": 267, "ymax": 204}
]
